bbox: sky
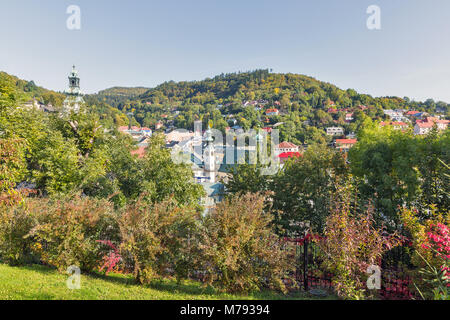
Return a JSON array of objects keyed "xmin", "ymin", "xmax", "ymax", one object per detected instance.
[{"xmin": 0, "ymin": 0, "xmax": 449, "ymax": 102}]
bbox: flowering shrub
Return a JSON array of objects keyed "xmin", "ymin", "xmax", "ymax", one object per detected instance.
[
  {"xmin": 198, "ymin": 193, "xmax": 295, "ymax": 294},
  {"xmin": 399, "ymin": 207, "xmax": 449, "ymax": 299},
  {"xmin": 27, "ymin": 195, "xmax": 119, "ymax": 272},
  {"xmin": 97, "ymin": 240, "xmax": 123, "ymax": 275}
]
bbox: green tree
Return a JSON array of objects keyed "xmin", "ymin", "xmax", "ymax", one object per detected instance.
[{"xmin": 271, "ymin": 144, "xmax": 349, "ymax": 235}]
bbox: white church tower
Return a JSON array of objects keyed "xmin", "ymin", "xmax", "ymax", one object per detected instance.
[
  {"xmin": 204, "ymin": 126, "xmax": 216, "ymax": 182},
  {"xmin": 63, "ymin": 65, "xmax": 84, "ymax": 113}
]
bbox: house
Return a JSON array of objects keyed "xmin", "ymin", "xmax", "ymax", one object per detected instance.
[
  {"xmin": 358, "ymin": 105, "xmax": 369, "ymax": 111},
  {"xmin": 165, "ymin": 129, "xmax": 194, "ymax": 143},
  {"xmin": 266, "ymin": 108, "xmax": 279, "ymax": 116},
  {"xmin": 346, "ymin": 132, "xmax": 357, "ymax": 139},
  {"xmin": 326, "ymin": 127, "xmax": 344, "ymax": 136},
  {"xmin": 277, "ymin": 152, "xmax": 302, "ymax": 165},
  {"xmin": 274, "ymin": 142, "xmax": 299, "ymax": 156},
  {"xmin": 327, "ymin": 108, "xmax": 338, "ymax": 114},
  {"xmin": 21, "ymin": 99, "xmax": 56, "ymax": 113},
  {"xmin": 335, "ymin": 139, "xmax": 357, "ymax": 152},
  {"xmin": 345, "ymin": 113, "xmax": 354, "ymax": 122},
  {"xmin": 414, "ymin": 117, "xmax": 449, "ymax": 135},
  {"xmin": 406, "ymin": 110, "xmax": 420, "ymax": 116},
  {"xmin": 155, "ymin": 121, "xmax": 164, "ymax": 130}
]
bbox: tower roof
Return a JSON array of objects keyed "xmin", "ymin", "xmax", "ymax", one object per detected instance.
[{"xmin": 70, "ymin": 65, "xmax": 79, "ymax": 78}]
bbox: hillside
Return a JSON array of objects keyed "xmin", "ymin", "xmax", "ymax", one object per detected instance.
[
  {"xmin": 0, "ymin": 71, "xmax": 65, "ymax": 107},
  {"xmin": 88, "ymin": 69, "xmax": 449, "ymax": 145}
]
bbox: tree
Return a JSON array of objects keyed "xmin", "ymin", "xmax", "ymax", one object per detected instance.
[
  {"xmin": 139, "ymin": 134, "xmax": 205, "ymax": 206},
  {"xmin": 271, "ymin": 144, "xmax": 349, "ymax": 235},
  {"xmin": 224, "ymin": 163, "xmax": 270, "ymax": 195}
]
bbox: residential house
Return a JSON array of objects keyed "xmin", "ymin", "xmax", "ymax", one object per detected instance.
[
  {"xmin": 335, "ymin": 139, "xmax": 357, "ymax": 152},
  {"xmin": 345, "ymin": 113, "xmax": 354, "ymax": 122},
  {"xmin": 277, "ymin": 152, "xmax": 302, "ymax": 165},
  {"xmin": 266, "ymin": 108, "xmax": 279, "ymax": 116},
  {"xmin": 326, "ymin": 126, "xmax": 344, "ymax": 136},
  {"xmin": 274, "ymin": 142, "xmax": 299, "ymax": 156},
  {"xmin": 165, "ymin": 129, "xmax": 194, "ymax": 143}
]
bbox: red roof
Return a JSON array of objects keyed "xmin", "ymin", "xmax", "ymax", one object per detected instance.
[
  {"xmin": 266, "ymin": 108, "xmax": 279, "ymax": 114},
  {"xmin": 277, "ymin": 141, "xmax": 298, "ymax": 149},
  {"xmin": 335, "ymin": 139, "xmax": 357, "ymax": 145},
  {"xmin": 417, "ymin": 122, "xmax": 434, "ymax": 128},
  {"xmin": 406, "ymin": 111, "xmax": 420, "ymax": 115},
  {"xmin": 278, "ymin": 152, "xmax": 302, "ymax": 159}
]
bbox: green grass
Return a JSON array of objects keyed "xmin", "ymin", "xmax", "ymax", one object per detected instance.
[{"xmin": 0, "ymin": 263, "xmax": 335, "ymax": 300}]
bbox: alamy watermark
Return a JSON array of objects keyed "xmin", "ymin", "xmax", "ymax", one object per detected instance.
[
  {"xmin": 366, "ymin": 265, "xmax": 381, "ymax": 290},
  {"xmin": 367, "ymin": 5, "xmax": 381, "ymax": 30},
  {"xmin": 66, "ymin": 265, "xmax": 81, "ymax": 290},
  {"xmin": 67, "ymin": 5, "xmax": 81, "ymax": 30}
]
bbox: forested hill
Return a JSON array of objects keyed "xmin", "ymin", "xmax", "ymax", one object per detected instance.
[
  {"xmin": 104, "ymin": 69, "xmax": 449, "ymax": 112},
  {"xmin": 87, "ymin": 69, "xmax": 449, "ymax": 144},
  {"xmin": 0, "ymin": 71, "xmax": 65, "ymax": 107}
]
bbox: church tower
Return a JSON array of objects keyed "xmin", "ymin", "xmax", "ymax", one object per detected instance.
[
  {"xmin": 63, "ymin": 65, "xmax": 84, "ymax": 113},
  {"xmin": 204, "ymin": 126, "xmax": 216, "ymax": 182}
]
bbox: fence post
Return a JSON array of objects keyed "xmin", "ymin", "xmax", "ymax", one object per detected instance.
[{"xmin": 303, "ymin": 237, "xmax": 309, "ymax": 291}]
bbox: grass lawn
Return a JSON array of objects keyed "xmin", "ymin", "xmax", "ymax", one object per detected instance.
[{"xmin": 0, "ymin": 263, "xmax": 335, "ymax": 300}]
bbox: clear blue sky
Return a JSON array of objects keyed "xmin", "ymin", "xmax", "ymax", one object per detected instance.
[{"xmin": 1, "ymin": 0, "xmax": 449, "ymax": 102}]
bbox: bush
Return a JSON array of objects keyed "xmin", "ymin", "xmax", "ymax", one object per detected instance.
[
  {"xmin": 27, "ymin": 195, "xmax": 119, "ymax": 272},
  {"xmin": 0, "ymin": 191, "xmax": 37, "ymax": 265},
  {"xmin": 0, "ymin": 138, "xmax": 27, "ymax": 192},
  {"xmin": 317, "ymin": 198, "xmax": 401, "ymax": 300},
  {"xmin": 118, "ymin": 198, "xmax": 200, "ymax": 284},
  {"xmin": 198, "ymin": 193, "xmax": 295, "ymax": 294},
  {"xmin": 399, "ymin": 207, "xmax": 449, "ymax": 299}
]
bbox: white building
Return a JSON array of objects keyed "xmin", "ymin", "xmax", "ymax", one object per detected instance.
[
  {"xmin": 326, "ymin": 127, "xmax": 344, "ymax": 136},
  {"xmin": 274, "ymin": 142, "xmax": 299, "ymax": 156}
]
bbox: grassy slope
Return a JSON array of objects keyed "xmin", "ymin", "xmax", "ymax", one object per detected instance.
[{"xmin": 0, "ymin": 264, "xmax": 333, "ymax": 300}]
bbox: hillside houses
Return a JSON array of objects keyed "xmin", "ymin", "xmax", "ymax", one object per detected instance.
[
  {"xmin": 21, "ymin": 98, "xmax": 56, "ymax": 113},
  {"xmin": 414, "ymin": 117, "xmax": 449, "ymax": 135}
]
